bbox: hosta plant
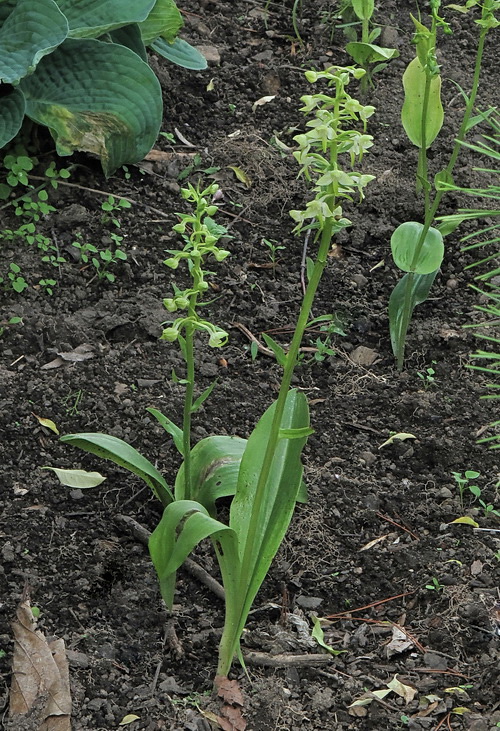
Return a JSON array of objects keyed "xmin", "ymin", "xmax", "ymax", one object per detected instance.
[
  {"xmin": 49, "ymin": 66, "xmax": 375, "ymax": 679},
  {"xmin": 0, "ymin": 0, "xmax": 207, "ymax": 176}
]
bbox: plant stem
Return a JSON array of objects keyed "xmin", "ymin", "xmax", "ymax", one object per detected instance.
[
  {"xmin": 395, "ymin": 20, "xmax": 489, "ymax": 371},
  {"xmin": 180, "ymin": 297, "xmax": 197, "ymax": 500},
  {"xmin": 217, "ymin": 217, "xmax": 336, "ymax": 676}
]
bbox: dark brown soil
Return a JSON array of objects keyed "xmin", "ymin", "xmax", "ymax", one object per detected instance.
[{"xmin": 1, "ymin": 1, "xmax": 499, "ymax": 730}]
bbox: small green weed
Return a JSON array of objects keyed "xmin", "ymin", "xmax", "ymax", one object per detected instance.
[
  {"xmin": 0, "ymin": 316, "xmax": 23, "ymax": 337},
  {"xmin": 426, "ymin": 576, "xmax": 444, "ymax": 592},
  {"xmin": 100, "ymin": 195, "xmax": 132, "ymax": 228},
  {"xmin": 72, "ymin": 235, "xmax": 127, "ymax": 283},
  {"xmin": 417, "ymin": 360, "xmax": 436, "ymax": 389},
  {"xmin": 0, "ymin": 263, "xmax": 28, "ymax": 293},
  {"xmin": 38, "ymin": 278, "xmax": 57, "ymax": 295}
]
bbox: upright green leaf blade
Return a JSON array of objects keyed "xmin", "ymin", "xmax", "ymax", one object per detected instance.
[
  {"xmin": 150, "ymin": 37, "xmax": 208, "ymax": 70},
  {"xmin": 217, "ymin": 391, "xmax": 309, "ymax": 670},
  {"xmin": 21, "ymin": 38, "xmax": 162, "ymax": 176},
  {"xmin": 0, "ymin": 0, "xmax": 68, "ymax": 84},
  {"xmin": 56, "ymin": 0, "xmax": 155, "ymax": 39},
  {"xmin": 60, "ymin": 432, "xmax": 173, "ymax": 505},
  {"xmin": 0, "ymin": 87, "xmax": 25, "ymax": 147},
  {"xmin": 402, "ymin": 57, "xmax": 443, "ymax": 148},
  {"xmin": 388, "ymin": 269, "xmax": 439, "ymax": 356}
]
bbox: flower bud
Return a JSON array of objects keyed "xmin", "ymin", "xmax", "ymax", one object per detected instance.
[
  {"xmin": 161, "ymin": 327, "xmax": 178, "ymax": 342},
  {"xmin": 164, "ymin": 257, "xmax": 179, "ymax": 269},
  {"xmin": 175, "ymin": 296, "xmax": 190, "ymax": 309},
  {"xmin": 208, "ymin": 329, "xmax": 228, "ymax": 348},
  {"xmin": 214, "ymin": 249, "xmax": 230, "ymax": 262},
  {"xmin": 163, "ymin": 298, "xmax": 177, "ymax": 312}
]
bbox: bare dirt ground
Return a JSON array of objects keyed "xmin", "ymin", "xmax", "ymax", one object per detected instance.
[{"xmin": 1, "ymin": 1, "xmax": 499, "ymax": 729}]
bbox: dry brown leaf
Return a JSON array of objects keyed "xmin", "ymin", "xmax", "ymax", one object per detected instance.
[
  {"xmin": 10, "ymin": 600, "xmax": 71, "ymax": 730},
  {"xmin": 214, "ymin": 676, "xmax": 244, "ymax": 706}
]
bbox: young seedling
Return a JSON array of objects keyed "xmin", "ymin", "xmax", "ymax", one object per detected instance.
[
  {"xmin": 0, "ymin": 263, "xmax": 28, "ymax": 293},
  {"xmin": 417, "ymin": 360, "xmax": 436, "ymax": 389},
  {"xmin": 342, "ymin": 0, "xmax": 399, "ymax": 95},
  {"xmin": 452, "ymin": 470, "xmax": 481, "ymax": 509},
  {"xmin": 262, "ymin": 237, "xmax": 286, "ymax": 274},
  {"xmin": 425, "ymin": 576, "xmax": 444, "ymax": 592},
  {"xmin": 50, "ymin": 66, "xmax": 375, "ymax": 681}
]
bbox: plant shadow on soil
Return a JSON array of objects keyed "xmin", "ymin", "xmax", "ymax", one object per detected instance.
[{"xmin": 1, "ymin": 1, "xmax": 499, "ymax": 729}]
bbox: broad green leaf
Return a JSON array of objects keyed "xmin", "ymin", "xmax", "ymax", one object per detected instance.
[
  {"xmin": 402, "ymin": 57, "xmax": 444, "ymax": 149},
  {"xmin": 57, "ymin": 0, "xmax": 155, "ymax": 39},
  {"xmin": 149, "ymin": 499, "xmax": 239, "ymax": 607},
  {"xmin": 174, "ymin": 435, "xmax": 247, "ymax": 509},
  {"xmin": 109, "ymin": 24, "xmax": 148, "ymax": 62},
  {"xmin": 345, "ymin": 42, "xmax": 399, "ymax": 66},
  {"xmin": 60, "ymin": 432, "xmax": 173, "ymax": 506},
  {"xmin": 391, "ymin": 221, "xmax": 444, "ymax": 274},
  {"xmin": 42, "ymin": 466, "xmax": 106, "ymax": 488},
  {"xmin": 219, "ymin": 391, "xmax": 309, "ymax": 667},
  {"xmin": 21, "ymin": 38, "xmax": 162, "ymax": 176},
  {"xmin": 138, "ymin": 0, "xmax": 182, "ymax": 45},
  {"xmin": 389, "ymin": 269, "xmax": 439, "ymax": 357},
  {"xmin": 351, "ymin": 0, "xmax": 374, "ymax": 20},
  {"xmin": 0, "ymin": 87, "xmax": 26, "ymax": 148},
  {"xmin": 146, "ymin": 407, "xmax": 184, "ymax": 456},
  {"xmin": 0, "ymin": 0, "xmax": 68, "ymax": 84},
  {"xmin": 151, "ymin": 37, "xmax": 208, "ymax": 70}
]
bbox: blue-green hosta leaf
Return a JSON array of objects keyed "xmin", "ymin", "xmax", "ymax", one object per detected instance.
[
  {"xmin": 151, "ymin": 37, "xmax": 208, "ymax": 70},
  {"xmin": 174, "ymin": 435, "xmax": 247, "ymax": 510},
  {"xmin": 60, "ymin": 431, "xmax": 173, "ymax": 505},
  {"xmin": 149, "ymin": 500, "xmax": 239, "ymax": 607},
  {"xmin": 138, "ymin": 0, "xmax": 182, "ymax": 45},
  {"xmin": 0, "ymin": 86, "xmax": 25, "ymax": 147},
  {"xmin": 0, "ymin": 0, "xmax": 68, "ymax": 84},
  {"xmin": 56, "ymin": 0, "xmax": 155, "ymax": 39},
  {"xmin": 20, "ymin": 39, "xmax": 162, "ymax": 176},
  {"xmin": 109, "ymin": 24, "xmax": 148, "ymax": 62},
  {"xmin": 388, "ymin": 269, "xmax": 439, "ymax": 356},
  {"xmin": 391, "ymin": 221, "xmax": 444, "ymax": 274}
]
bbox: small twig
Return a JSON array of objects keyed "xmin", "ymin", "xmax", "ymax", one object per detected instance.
[
  {"xmin": 325, "ymin": 590, "xmax": 416, "ymax": 619},
  {"xmin": 243, "ymin": 651, "xmax": 333, "ymax": 667},
  {"xmin": 415, "ymin": 668, "xmax": 470, "ymax": 680},
  {"xmin": 376, "ymin": 511, "xmax": 420, "ymax": 541},
  {"xmin": 114, "ymin": 514, "xmax": 225, "ymax": 601}
]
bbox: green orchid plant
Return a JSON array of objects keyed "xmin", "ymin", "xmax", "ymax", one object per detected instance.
[
  {"xmin": 48, "ymin": 65, "xmax": 375, "ymax": 680},
  {"xmin": 388, "ymin": 0, "xmax": 499, "ymax": 370}
]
